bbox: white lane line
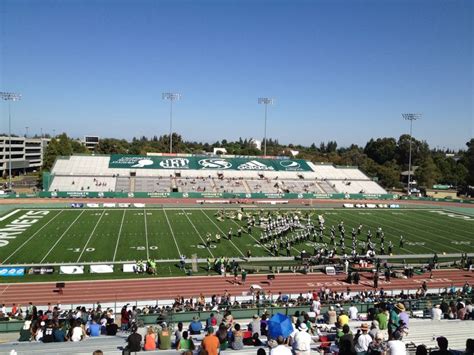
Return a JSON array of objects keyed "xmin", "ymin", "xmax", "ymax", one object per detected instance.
[
  {"xmin": 3, "ymin": 210, "xmax": 64, "ymax": 263},
  {"xmin": 0, "ymin": 209, "xmax": 20, "ymax": 222},
  {"xmin": 182, "ymin": 209, "xmax": 214, "ymax": 258},
  {"xmin": 144, "ymin": 209, "xmax": 150, "ymax": 259},
  {"xmin": 40, "ymin": 210, "xmax": 85, "ymax": 263},
  {"xmin": 113, "ymin": 210, "xmax": 127, "ymax": 262},
  {"xmin": 163, "ymin": 209, "xmax": 182, "ymax": 256},
  {"xmin": 76, "ymin": 210, "xmax": 106, "ymax": 262},
  {"xmin": 200, "ymin": 209, "xmax": 246, "ymax": 257}
]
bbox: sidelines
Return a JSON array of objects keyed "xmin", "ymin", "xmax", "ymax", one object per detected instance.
[
  {"xmin": 200, "ymin": 209, "xmax": 246, "ymax": 257},
  {"xmin": 182, "ymin": 209, "xmax": 214, "ymax": 258},
  {"xmin": 76, "ymin": 210, "xmax": 106, "ymax": 262},
  {"xmin": 113, "ymin": 210, "xmax": 127, "ymax": 262},
  {"xmin": 163, "ymin": 208, "xmax": 182, "ymax": 256},
  {"xmin": 3, "ymin": 210, "xmax": 64, "ymax": 263},
  {"xmin": 40, "ymin": 210, "xmax": 86, "ymax": 263},
  {"xmin": 143, "ymin": 209, "xmax": 150, "ymax": 260}
]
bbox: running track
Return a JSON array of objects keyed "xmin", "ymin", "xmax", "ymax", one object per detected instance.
[{"xmin": 0, "ymin": 269, "xmax": 472, "ymax": 305}]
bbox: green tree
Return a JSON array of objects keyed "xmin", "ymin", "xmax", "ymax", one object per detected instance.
[{"xmin": 414, "ymin": 156, "xmax": 441, "ymax": 188}]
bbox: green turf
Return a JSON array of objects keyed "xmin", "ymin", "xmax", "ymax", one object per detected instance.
[{"xmin": 0, "ymin": 207, "xmax": 473, "ymax": 265}]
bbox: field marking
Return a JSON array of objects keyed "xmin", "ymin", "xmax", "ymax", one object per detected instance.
[
  {"xmin": 113, "ymin": 210, "xmax": 127, "ymax": 262},
  {"xmin": 200, "ymin": 210, "xmax": 246, "ymax": 257},
  {"xmin": 40, "ymin": 210, "xmax": 86, "ymax": 263},
  {"xmin": 163, "ymin": 209, "xmax": 182, "ymax": 256},
  {"xmin": 143, "ymin": 209, "xmax": 150, "ymax": 259},
  {"xmin": 2, "ymin": 210, "xmax": 64, "ymax": 263},
  {"xmin": 76, "ymin": 210, "xmax": 106, "ymax": 262},
  {"xmin": 0, "ymin": 209, "xmax": 20, "ymax": 222},
  {"xmin": 368, "ymin": 212, "xmax": 463, "ymax": 253},
  {"xmin": 182, "ymin": 209, "xmax": 214, "ymax": 258},
  {"xmin": 228, "ymin": 219, "xmax": 274, "ymax": 255}
]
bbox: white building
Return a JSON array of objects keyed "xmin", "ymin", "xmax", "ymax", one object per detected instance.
[{"xmin": 0, "ymin": 136, "xmax": 50, "ymax": 176}]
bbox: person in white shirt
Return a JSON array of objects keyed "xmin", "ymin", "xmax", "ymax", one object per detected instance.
[
  {"xmin": 349, "ymin": 304, "xmax": 359, "ymax": 320},
  {"xmin": 387, "ymin": 331, "xmax": 406, "ymax": 355},
  {"xmin": 431, "ymin": 305, "xmax": 442, "ymax": 321},
  {"xmin": 293, "ymin": 323, "xmax": 312, "ymax": 355},
  {"xmin": 355, "ymin": 323, "xmax": 372, "ymax": 354},
  {"xmin": 270, "ymin": 335, "xmax": 292, "ymax": 355},
  {"xmin": 311, "ymin": 297, "xmax": 321, "ymax": 316}
]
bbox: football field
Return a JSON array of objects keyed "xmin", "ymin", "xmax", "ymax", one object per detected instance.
[{"xmin": 0, "ymin": 207, "xmax": 472, "ymax": 265}]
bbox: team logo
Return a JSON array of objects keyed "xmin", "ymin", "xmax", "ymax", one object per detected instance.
[
  {"xmin": 198, "ymin": 159, "xmax": 232, "ymax": 169},
  {"xmin": 237, "ymin": 160, "xmax": 274, "ymax": 171},
  {"xmin": 280, "ymin": 160, "xmax": 301, "ymax": 169},
  {"xmin": 159, "ymin": 158, "xmax": 189, "ymax": 169}
]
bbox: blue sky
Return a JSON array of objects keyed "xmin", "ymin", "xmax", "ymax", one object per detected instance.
[{"xmin": 0, "ymin": 0, "xmax": 472, "ymax": 150}]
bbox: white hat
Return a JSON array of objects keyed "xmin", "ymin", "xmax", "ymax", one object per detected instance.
[
  {"xmin": 298, "ymin": 323, "xmax": 308, "ymax": 331},
  {"xmin": 40, "ymin": 321, "xmax": 45, "ymax": 326}
]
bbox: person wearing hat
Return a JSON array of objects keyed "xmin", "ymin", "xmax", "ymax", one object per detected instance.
[
  {"xmin": 292, "ymin": 323, "xmax": 312, "ymax": 355},
  {"xmin": 189, "ymin": 316, "xmax": 203, "ymax": 335},
  {"xmin": 158, "ymin": 322, "xmax": 171, "ymax": 350},
  {"xmin": 250, "ymin": 314, "xmax": 261, "ymax": 336},
  {"xmin": 432, "ymin": 304, "xmax": 442, "ymax": 321},
  {"xmin": 388, "ymin": 303, "xmax": 404, "ymax": 338},
  {"xmin": 201, "ymin": 327, "xmax": 220, "ymax": 355},
  {"xmin": 355, "ymin": 323, "xmax": 372, "ymax": 355}
]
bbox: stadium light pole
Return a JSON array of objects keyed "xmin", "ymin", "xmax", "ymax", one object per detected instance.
[
  {"xmin": 258, "ymin": 97, "xmax": 274, "ymax": 156},
  {"xmin": 402, "ymin": 113, "xmax": 422, "ymax": 195},
  {"xmin": 162, "ymin": 92, "xmax": 181, "ymax": 154},
  {"xmin": 1, "ymin": 92, "xmax": 22, "ymax": 190}
]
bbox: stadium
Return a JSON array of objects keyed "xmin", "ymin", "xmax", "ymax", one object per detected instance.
[{"xmin": 0, "ymin": 0, "xmax": 473, "ymax": 354}]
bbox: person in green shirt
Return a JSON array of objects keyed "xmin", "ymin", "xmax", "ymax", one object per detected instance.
[
  {"xmin": 388, "ymin": 303, "xmax": 404, "ymax": 338},
  {"xmin": 375, "ymin": 310, "xmax": 388, "ymax": 330},
  {"xmin": 177, "ymin": 331, "xmax": 195, "ymax": 353},
  {"xmin": 158, "ymin": 323, "xmax": 172, "ymax": 350}
]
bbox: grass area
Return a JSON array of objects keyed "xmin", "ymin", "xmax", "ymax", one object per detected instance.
[{"xmin": 0, "ymin": 207, "xmax": 472, "ymax": 268}]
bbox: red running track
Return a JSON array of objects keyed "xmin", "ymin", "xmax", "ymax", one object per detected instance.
[{"xmin": 0, "ymin": 270, "xmax": 472, "ymax": 305}]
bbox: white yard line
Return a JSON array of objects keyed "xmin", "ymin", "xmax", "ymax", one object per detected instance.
[
  {"xmin": 200, "ymin": 209, "xmax": 246, "ymax": 257},
  {"xmin": 182, "ymin": 209, "xmax": 214, "ymax": 258},
  {"xmin": 113, "ymin": 210, "xmax": 127, "ymax": 262},
  {"xmin": 228, "ymin": 219, "xmax": 274, "ymax": 255},
  {"xmin": 144, "ymin": 209, "xmax": 150, "ymax": 259},
  {"xmin": 0, "ymin": 209, "xmax": 20, "ymax": 221},
  {"xmin": 163, "ymin": 209, "xmax": 182, "ymax": 256},
  {"xmin": 40, "ymin": 210, "xmax": 85, "ymax": 263},
  {"xmin": 3, "ymin": 210, "xmax": 64, "ymax": 263},
  {"xmin": 76, "ymin": 210, "xmax": 106, "ymax": 262}
]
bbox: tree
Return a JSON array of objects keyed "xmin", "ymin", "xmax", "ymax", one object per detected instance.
[
  {"xmin": 462, "ymin": 139, "xmax": 474, "ymax": 186},
  {"xmin": 364, "ymin": 137, "xmax": 397, "ymax": 164},
  {"xmin": 414, "ymin": 156, "xmax": 441, "ymax": 188}
]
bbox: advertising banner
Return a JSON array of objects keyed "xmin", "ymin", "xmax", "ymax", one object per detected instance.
[
  {"xmin": 0, "ymin": 267, "xmax": 25, "ymax": 277},
  {"xmin": 28, "ymin": 266, "xmax": 55, "ymax": 275},
  {"xmin": 59, "ymin": 266, "xmax": 84, "ymax": 275}
]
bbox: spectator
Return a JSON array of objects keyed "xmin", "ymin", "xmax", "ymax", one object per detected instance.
[
  {"xmin": 355, "ymin": 323, "xmax": 372, "ymax": 355},
  {"xmin": 368, "ymin": 332, "xmax": 387, "ymax": 355},
  {"xmin": 174, "ymin": 321, "xmax": 183, "ymax": 347},
  {"xmin": 216, "ymin": 324, "xmax": 229, "ymax": 350},
  {"xmin": 250, "ymin": 314, "xmax": 261, "ymax": 336},
  {"xmin": 465, "ymin": 339, "xmax": 474, "ymax": 355},
  {"xmin": 339, "ymin": 324, "xmax": 356, "ymax": 355},
  {"xmin": 293, "ymin": 323, "xmax": 312, "ymax": 355},
  {"xmin": 206, "ymin": 313, "xmax": 217, "ymax": 331},
  {"xmin": 231, "ymin": 323, "xmax": 244, "ymax": 350},
  {"xmin": 157, "ymin": 322, "xmax": 171, "ymax": 350},
  {"xmin": 349, "ymin": 304, "xmax": 359, "ymax": 320},
  {"xmin": 388, "ymin": 303, "xmax": 404, "ymax": 337},
  {"xmin": 143, "ymin": 326, "xmax": 156, "ymax": 351},
  {"xmin": 88, "ymin": 319, "xmax": 100, "ymax": 337},
  {"xmin": 53, "ymin": 322, "xmax": 67, "ymax": 342},
  {"xmin": 432, "ymin": 305, "xmax": 442, "ymax": 321},
  {"xmin": 125, "ymin": 324, "xmax": 142, "ymax": 353},
  {"xmin": 189, "ymin": 316, "xmax": 202, "ymax": 335},
  {"xmin": 18, "ymin": 320, "xmax": 31, "ymax": 342},
  {"xmin": 431, "ymin": 337, "xmax": 453, "ymax": 355},
  {"xmin": 416, "ymin": 345, "xmax": 428, "ymax": 355},
  {"xmin": 270, "ymin": 335, "xmax": 292, "ymax": 355},
  {"xmin": 106, "ymin": 318, "xmax": 118, "ymax": 336},
  {"xmin": 261, "ymin": 314, "xmax": 268, "ymax": 336},
  {"xmin": 42, "ymin": 321, "xmax": 55, "ymax": 343},
  {"xmin": 386, "ymin": 331, "xmax": 406, "ymax": 355},
  {"xmin": 327, "ymin": 306, "xmax": 337, "ymax": 325},
  {"xmin": 338, "ymin": 310, "xmax": 350, "ymax": 327},
  {"xmin": 92, "ymin": 351, "xmax": 103, "ymax": 355},
  {"xmin": 120, "ymin": 305, "xmax": 130, "ymax": 330},
  {"xmin": 201, "ymin": 327, "xmax": 220, "ymax": 355},
  {"xmin": 70, "ymin": 320, "xmax": 85, "ymax": 342},
  {"xmin": 369, "ymin": 320, "xmax": 380, "ymax": 339},
  {"xmin": 177, "ymin": 330, "xmax": 195, "ymax": 354}
]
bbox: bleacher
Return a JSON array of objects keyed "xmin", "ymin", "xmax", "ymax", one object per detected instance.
[{"xmin": 47, "ymin": 155, "xmax": 388, "ymax": 195}]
